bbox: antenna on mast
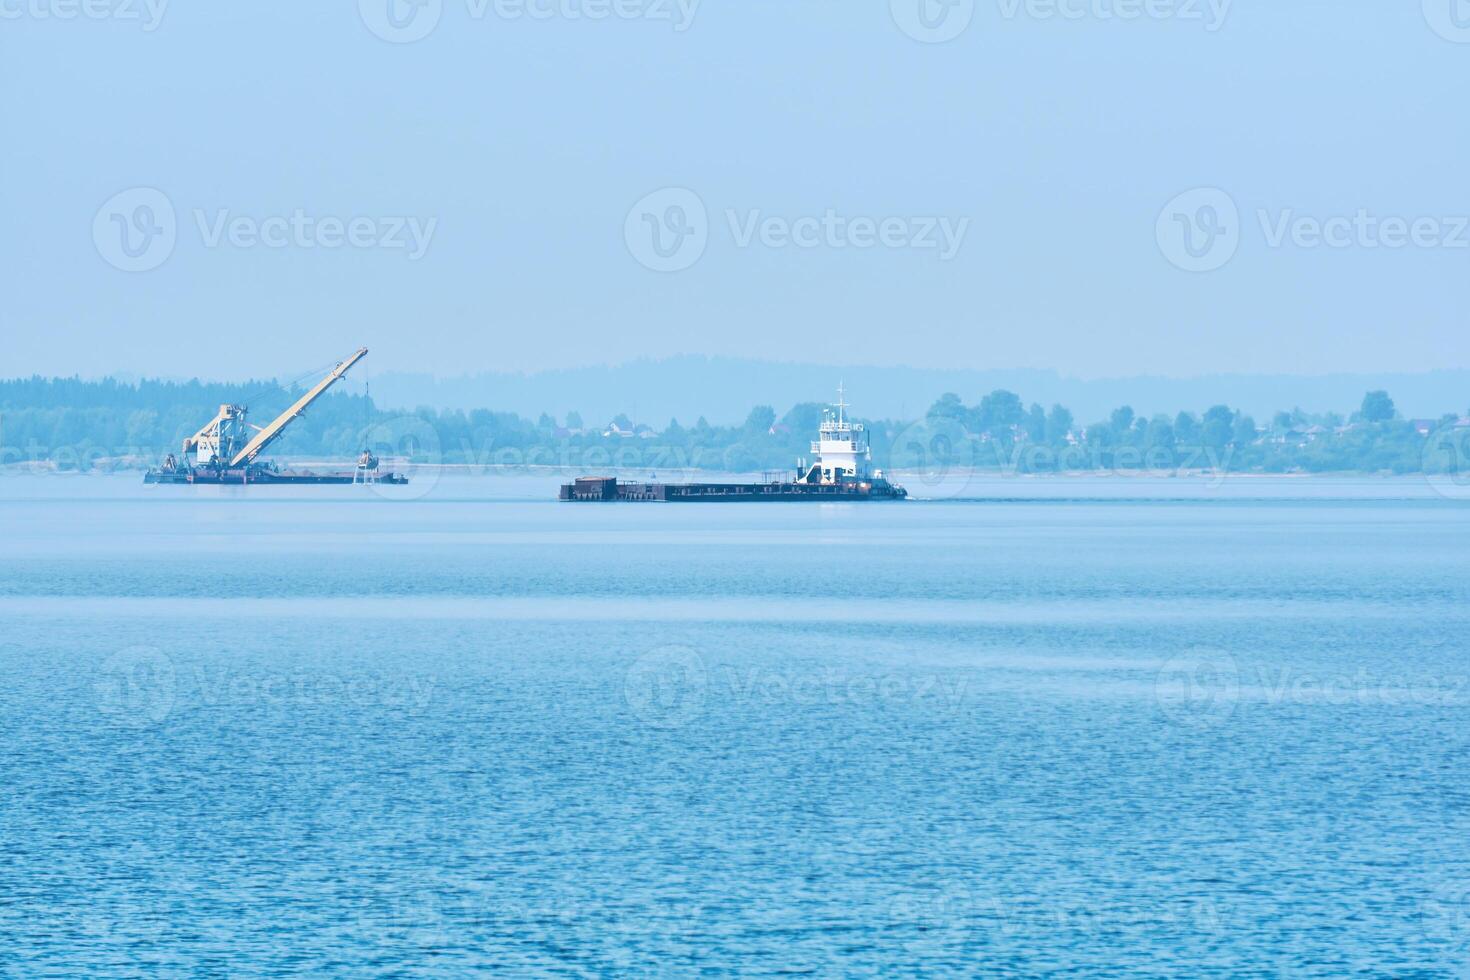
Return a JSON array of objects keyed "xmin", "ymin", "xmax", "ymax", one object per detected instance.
[{"xmin": 836, "ymin": 381, "xmax": 846, "ymax": 425}]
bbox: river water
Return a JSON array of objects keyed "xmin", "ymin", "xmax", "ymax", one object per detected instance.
[{"xmin": 2, "ymin": 472, "xmax": 1468, "ymax": 974}]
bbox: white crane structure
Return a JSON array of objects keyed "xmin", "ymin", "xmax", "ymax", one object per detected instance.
[{"xmin": 180, "ymin": 348, "xmax": 369, "ymax": 467}]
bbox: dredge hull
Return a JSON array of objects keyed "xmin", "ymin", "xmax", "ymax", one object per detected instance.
[{"xmin": 144, "ymin": 468, "xmax": 407, "ymax": 486}]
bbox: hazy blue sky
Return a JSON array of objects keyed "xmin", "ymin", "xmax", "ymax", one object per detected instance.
[{"xmin": 3, "ymin": 1, "xmax": 1467, "ymax": 382}]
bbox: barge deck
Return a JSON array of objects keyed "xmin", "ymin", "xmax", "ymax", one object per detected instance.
[{"xmin": 560, "ymin": 476, "xmax": 905, "ymax": 502}]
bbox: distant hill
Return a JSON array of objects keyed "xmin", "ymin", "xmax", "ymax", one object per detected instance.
[{"xmin": 365, "ymin": 357, "xmax": 1470, "ymax": 427}]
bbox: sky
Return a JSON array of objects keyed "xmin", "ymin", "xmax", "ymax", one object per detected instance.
[{"xmin": 2, "ymin": 0, "xmax": 1468, "ymax": 383}]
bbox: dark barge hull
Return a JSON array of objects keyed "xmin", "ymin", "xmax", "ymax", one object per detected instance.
[
  {"xmin": 144, "ymin": 469, "xmax": 408, "ymax": 486},
  {"xmin": 560, "ymin": 477, "xmax": 905, "ymax": 502}
]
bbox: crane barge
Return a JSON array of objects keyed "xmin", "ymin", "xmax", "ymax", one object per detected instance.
[{"xmin": 143, "ymin": 347, "xmax": 408, "ymax": 486}]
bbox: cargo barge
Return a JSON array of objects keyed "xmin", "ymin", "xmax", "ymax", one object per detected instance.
[
  {"xmin": 560, "ymin": 476, "xmax": 903, "ymax": 501},
  {"xmin": 561, "ymin": 388, "xmax": 905, "ymax": 502}
]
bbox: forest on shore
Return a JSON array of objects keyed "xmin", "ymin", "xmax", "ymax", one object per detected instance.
[{"xmin": 1, "ymin": 375, "xmax": 1467, "ymax": 476}]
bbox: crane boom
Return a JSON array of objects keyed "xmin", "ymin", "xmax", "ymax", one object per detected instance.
[{"xmin": 229, "ymin": 348, "xmax": 369, "ymax": 467}]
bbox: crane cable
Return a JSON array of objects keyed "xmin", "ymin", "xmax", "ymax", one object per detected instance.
[{"xmin": 229, "ymin": 358, "xmax": 345, "ymax": 412}]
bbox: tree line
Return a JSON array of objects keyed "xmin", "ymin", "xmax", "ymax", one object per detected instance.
[
  {"xmin": 914, "ymin": 388, "xmax": 1467, "ymax": 474},
  {"xmin": 1, "ymin": 375, "xmax": 1466, "ymax": 475}
]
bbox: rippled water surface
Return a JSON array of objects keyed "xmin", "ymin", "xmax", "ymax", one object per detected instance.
[{"xmin": 3, "ymin": 473, "xmax": 1470, "ymax": 975}]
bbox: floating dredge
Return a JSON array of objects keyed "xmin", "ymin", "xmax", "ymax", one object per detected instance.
[
  {"xmin": 144, "ymin": 347, "xmax": 408, "ymax": 486},
  {"xmin": 561, "ymin": 387, "xmax": 906, "ymax": 502}
]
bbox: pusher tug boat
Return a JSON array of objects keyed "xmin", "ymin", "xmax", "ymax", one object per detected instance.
[{"xmin": 560, "ymin": 387, "xmax": 906, "ymax": 502}]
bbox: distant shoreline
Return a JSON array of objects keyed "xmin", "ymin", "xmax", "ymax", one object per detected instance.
[{"xmin": 0, "ymin": 460, "xmax": 1445, "ymax": 481}]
